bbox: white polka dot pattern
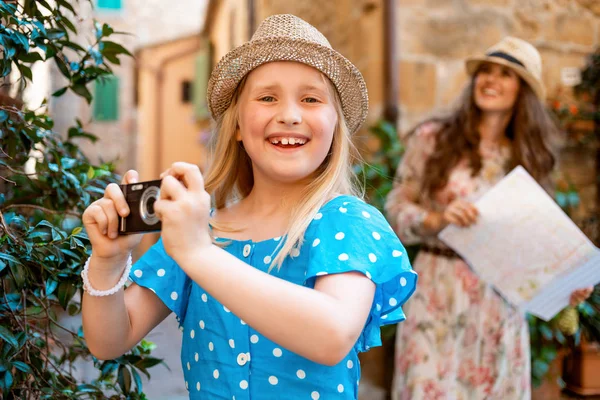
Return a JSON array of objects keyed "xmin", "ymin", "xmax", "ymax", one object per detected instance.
[{"xmin": 127, "ymin": 195, "xmax": 417, "ymax": 397}]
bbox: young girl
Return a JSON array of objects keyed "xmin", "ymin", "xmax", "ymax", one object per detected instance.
[{"xmin": 81, "ymin": 14, "xmax": 416, "ymax": 399}]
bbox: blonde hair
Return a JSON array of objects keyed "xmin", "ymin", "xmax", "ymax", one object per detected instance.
[{"xmin": 203, "ymin": 73, "xmax": 363, "ymax": 271}]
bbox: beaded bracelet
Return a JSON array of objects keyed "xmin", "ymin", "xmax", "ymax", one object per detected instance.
[{"xmin": 81, "ymin": 254, "xmax": 133, "ymax": 297}]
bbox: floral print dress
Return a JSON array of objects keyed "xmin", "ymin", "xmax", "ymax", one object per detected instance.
[{"xmin": 387, "ymin": 122, "xmax": 531, "ymax": 400}]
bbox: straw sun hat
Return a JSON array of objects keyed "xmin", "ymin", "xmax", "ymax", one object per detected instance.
[
  {"xmin": 207, "ymin": 14, "xmax": 369, "ymax": 135},
  {"xmin": 465, "ymin": 36, "xmax": 546, "ymax": 100}
]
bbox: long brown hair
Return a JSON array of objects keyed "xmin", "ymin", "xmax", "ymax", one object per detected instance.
[{"xmin": 420, "ymin": 78, "xmax": 558, "ymax": 196}]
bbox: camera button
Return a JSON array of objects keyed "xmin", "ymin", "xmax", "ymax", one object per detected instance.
[{"xmin": 242, "ymin": 244, "xmax": 252, "ymax": 258}]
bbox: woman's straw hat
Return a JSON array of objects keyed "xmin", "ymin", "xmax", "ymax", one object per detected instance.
[
  {"xmin": 207, "ymin": 14, "xmax": 369, "ymax": 134},
  {"xmin": 465, "ymin": 36, "xmax": 546, "ymax": 100}
]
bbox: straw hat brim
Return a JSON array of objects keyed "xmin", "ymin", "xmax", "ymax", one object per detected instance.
[
  {"xmin": 465, "ymin": 56, "xmax": 546, "ymax": 100},
  {"xmin": 207, "ymin": 37, "xmax": 369, "ymax": 134}
]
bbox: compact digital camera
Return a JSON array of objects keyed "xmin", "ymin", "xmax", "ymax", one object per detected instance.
[{"xmin": 119, "ymin": 179, "xmax": 162, "ymax": 234}]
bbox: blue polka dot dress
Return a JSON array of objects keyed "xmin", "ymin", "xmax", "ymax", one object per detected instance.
[{"xmin": 129, "ymin": 195, "xmax": 417, "ymax": 399}]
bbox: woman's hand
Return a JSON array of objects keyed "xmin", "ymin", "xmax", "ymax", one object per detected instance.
[
  {"xmin": 82, "ymin": 170, "xmax": 143, "ymax": 265},
  {"xmin": 570, "ymin": 286, "xmax": 594, "ymax": 307},
  {"xmin": 155, "ymin": 162, "xmax": 212, "ymax": 262},
  {"xmin": 442, "ymin": 199, "xmax": 479, "ymax": 228}
]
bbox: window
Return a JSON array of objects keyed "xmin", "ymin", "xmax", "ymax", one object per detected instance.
[
  {"xmin": 182, "ymin": 81, "xmax": 192, "ymax": 103},
  {"xmin": 97, "ymin": 0, "xmax": 122, "ymax": 10},
  {"xmin": 93, "ymin": 75, "xmax": 119, "ymax": 121}
]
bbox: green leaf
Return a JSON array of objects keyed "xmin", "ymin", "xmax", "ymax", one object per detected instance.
[
  {"xmin": 101, "ymin": 41, "xmax": 133, "ymax": 57},
  {"xmin": 57, "ymin": 281, "xmax": 77, "ymax": 310},
  {"xmin": 131, "ymin": 367, "xmax": 143, "ymax": 393},
  {"xmin": 71, "ymin": 84, "xmax": 92, "ymax": 103},
  {"xmin": 45, "ymin": 278, "xmax": 59, "ymax": 295},
  {"xmin": 134, "ymin": 357, "xmax": 163, "ymax": 370},
  {"xmin": 101, "ymin": 23, "xmax": 115, "ymax": 38},
  {"xmin": 57, "ymin": 0, "xmax": 76, "ymax": 13},
  {"xmin": 2, "ymin": 371, "xmax": 13, "ymax": 391},
  {"xmin": 52, "ymin": 87, "xmax": 68, "ymax": 97},
  {"xmin": 0, "ymin": 253, "xmax": 20, "ymax": 266},
  {"xmin": 117, "ymin": 365, "xmax": 132, "ymax": 394},
  {"xmin": 18, "ymin": 64, "xmax": 33, "ymax": 80},
  {"xmin": 11, "ymin": 361, "xmax": 32, "ymax": 375},
  {"xmin": 54, "ymin": 55, "xmax": 70, "ymax": 78},
  {"xmin": 0, "ymin": 326, "xmax": 18, "ymax": 348},
  {"xmin": 140, "ymin": 339, "xmax": 157, "ymax": 352},
  {"xmin": 19, "ymin": 52, "xmax": 44, "ymax": 63}
]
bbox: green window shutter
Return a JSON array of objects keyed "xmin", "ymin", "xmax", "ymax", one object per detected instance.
[
  {"xmin": 97, "ymin": 0, "xmax": 122, "ymax": 10},
  {"xmin": 193, "ymin": 47, "xmax": 210, "ymax": 120},
  {"xmin": 93, "ymin": 76, "xmax": 119, "ymax": 121}
]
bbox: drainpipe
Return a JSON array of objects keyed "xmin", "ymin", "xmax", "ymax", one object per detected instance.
[
  {"xmin": 248, "ymin": 0, "xmax": 255, "ymax": 39},
  {"xmin": 383, "ymin": 0, "xmax": 398, "ymax": 126}
]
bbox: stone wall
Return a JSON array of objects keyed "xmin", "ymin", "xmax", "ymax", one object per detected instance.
[{"xmin": 397, "ymin": 0, "xmax": 600, "ymax": 131}]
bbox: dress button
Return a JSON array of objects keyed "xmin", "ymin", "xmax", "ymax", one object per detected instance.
[
  {"xmin": 243, "ymin": 244, "xmax": 251, "ymax": 258},
  {"xmin": 237, "ymin": 352, "xmax": 248, "ymax": 366}
]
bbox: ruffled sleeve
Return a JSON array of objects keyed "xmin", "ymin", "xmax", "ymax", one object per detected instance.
[
  {"xmin": 304, "ymin": 196, "xmax": 417, "ymax": 352},
  {"xmin": 129, "ymin": 238, "xmax": 192, "ymax": 324}
]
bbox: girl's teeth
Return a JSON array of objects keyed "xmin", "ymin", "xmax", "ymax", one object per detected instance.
[{"xmin": 269, "ymin": 137, "xmax": 307, "ymax": 146}]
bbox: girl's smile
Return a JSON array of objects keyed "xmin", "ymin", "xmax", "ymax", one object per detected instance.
[{"xmin": 237, "ymin": 61, "xmax": 338, "ymax": 184}]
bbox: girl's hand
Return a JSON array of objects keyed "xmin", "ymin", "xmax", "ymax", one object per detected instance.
[
  {"xmin": 82, "ymin": 170, "xmax": 143, "ymax": 265},
  {"xmin": 154, "ymin": 162, "xmax": 212, "ymax": 261},
  {"xmin": 442, "ymin": 199, "xmax": 479, "ymax": 228},
  {"xmin": 570, "ymin": 286, "xmax": 594, "ymax": 307}
]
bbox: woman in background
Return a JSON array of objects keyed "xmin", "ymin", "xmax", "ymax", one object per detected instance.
[{"xmin": 387, "ymin": 36, "xmax": 592, "ymax": 399}]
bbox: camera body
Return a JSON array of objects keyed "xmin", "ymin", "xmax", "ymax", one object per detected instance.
[{"xmin": 119, "ymin": 179, "xmax": 162, "ymax": 235}]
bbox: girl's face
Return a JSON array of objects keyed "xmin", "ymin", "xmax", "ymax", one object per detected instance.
[
  {"xmin": 473, "ymin": 62, "xmax": 521, "ymax": 114},
  {"xmin": 237, "ymin": 61, "xmax": 338, "ymax": 185}
]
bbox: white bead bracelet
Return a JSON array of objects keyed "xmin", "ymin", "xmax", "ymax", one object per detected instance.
[{"xmin": 81, "ymin": 254, "xmax": 133, "ymax": 297}]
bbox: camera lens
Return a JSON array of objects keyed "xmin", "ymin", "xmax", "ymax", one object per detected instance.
[
  {"xmin": 140, "ymin": 186, "xmax": 160, "ymax": 226},
  {"xmin": 146, "ymin": 197, "xmax": 156, "ymax": 216}
]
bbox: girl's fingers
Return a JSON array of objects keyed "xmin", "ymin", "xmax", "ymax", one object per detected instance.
[
  {"xmin": 86, "ymin": 202, "xmax": 109, "ymax": 236},
  {"xmin": 166, "ymin": 162, "xmax": 205, "ymax": 192},
  {"xmin": 160, "ymin": 175, "xmax": 186, "ymax": 200},
  {"xmin": 153, "ymin": 198, "xmax": 171, "ymax": 221},
  {"xmin": 122, "ymin": 170, "xmax": 139, "ymax": 185},
  {"xmin": 99, "ymin": 200, "xmax": 120, "ymax": 239},
  {"xmin": 104, "ymin": 183, "xmax": 130, "ymax": 217}
]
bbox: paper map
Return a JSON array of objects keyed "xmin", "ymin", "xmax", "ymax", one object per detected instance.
[{"xmin": 439, "ymin": 166, "xmax": 600, "ymax": 320}]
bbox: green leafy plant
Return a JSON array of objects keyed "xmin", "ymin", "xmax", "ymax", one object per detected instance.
[
  {"xmin": 0, "ymin": 1, "xmax": 163, "ymax": 398},
  {"xmin": 355, "ymin": 119, "xmax": 405, "ymax": 212}
]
